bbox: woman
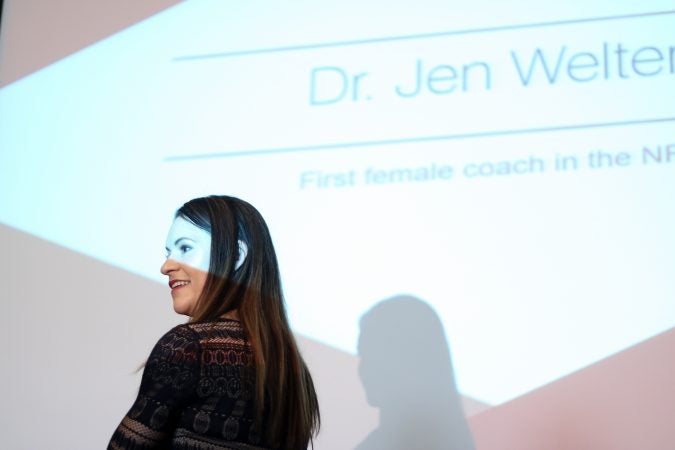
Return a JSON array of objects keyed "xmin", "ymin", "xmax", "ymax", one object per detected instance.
[{"xmin": 108, "ymin": 195, "xmax": 320, "ymax": 449}]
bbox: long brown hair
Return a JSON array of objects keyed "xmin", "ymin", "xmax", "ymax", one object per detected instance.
[{"xmin": 176, "ymin": 195, "xmax": 320, "ymax": 449}]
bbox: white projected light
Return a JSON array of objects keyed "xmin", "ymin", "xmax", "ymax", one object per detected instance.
[{"xmin": 1, "ymin": 0, "xmax": 674, "ymax": 405}]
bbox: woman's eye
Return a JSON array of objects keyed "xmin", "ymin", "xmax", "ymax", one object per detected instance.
[{"xmin": 180, "ymin": 244, "xmax": 192, "ymax": 253}]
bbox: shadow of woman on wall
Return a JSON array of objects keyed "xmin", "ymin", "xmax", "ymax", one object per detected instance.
[{"xmin": 355, "ymin": 295, "xmax": 475, "ymax": 450}]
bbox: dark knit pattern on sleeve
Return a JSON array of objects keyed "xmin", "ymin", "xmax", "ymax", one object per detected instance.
[{"xmin": 108, "ymin": 320, "xmax": 270, "ymax": 450}]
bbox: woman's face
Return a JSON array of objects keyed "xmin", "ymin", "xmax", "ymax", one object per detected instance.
[{"xmin": 160, "ymin": 216, "xmax": 211, "ymax": 316}]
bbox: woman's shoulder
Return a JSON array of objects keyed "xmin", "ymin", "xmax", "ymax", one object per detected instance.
[
  {"xmin": 159, "ymin": 318, "xmax": 245, "ymax": 339},
  {"xmin": 186, "ymin": 319, "xmax": 254, "ymax": 367},
  {"xmin": 185, "ymin": 319, "xmax": 249, "ymax": 345},
  {"xmin": 150, "ymin": 319, "xmax": 250, "ymax": 364},
  {"xmin": 148, "ymin": 323, "xmax": 201, "ymax": 363}
]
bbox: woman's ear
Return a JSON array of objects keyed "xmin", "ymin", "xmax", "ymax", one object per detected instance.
[{"xmin": 235, "ymin": 240, "xmax": 248, "ymax": 270}]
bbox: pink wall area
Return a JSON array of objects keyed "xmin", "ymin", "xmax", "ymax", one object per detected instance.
[
  {"xmin": 468, "ymin": 327, "xmax": 675, "ymax": 450},
  {"xmin": 0, "ymin": 0, "xmax": 182, "ymax": 87}
]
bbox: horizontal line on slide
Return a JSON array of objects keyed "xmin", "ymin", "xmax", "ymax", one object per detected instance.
[
  {"xmin": 172, "ymin": 10, "xmax": 675, "ymax": 62},
  {"xmin": 163, "ymin": 117, "xmax": 675, "ymax": 162}
]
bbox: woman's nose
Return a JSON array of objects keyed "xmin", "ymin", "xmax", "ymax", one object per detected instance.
[{"xmin": 160, "ymin": 257, "xmax": 178, "ymax": 275}]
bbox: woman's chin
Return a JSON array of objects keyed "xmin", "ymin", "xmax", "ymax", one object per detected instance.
[{"xmin": 172, "ymin": 299, "xmax": 193, "ymax": 316}]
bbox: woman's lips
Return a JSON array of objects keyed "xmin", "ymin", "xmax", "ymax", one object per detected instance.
[{"xmin": 169, "ymin": 280, "xmax": 190, "ymax": 290}]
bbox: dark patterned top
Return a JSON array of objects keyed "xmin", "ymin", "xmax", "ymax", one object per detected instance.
[{"xmin": 108, "ymin": 319, "xmax": 270, "ymax": 450}]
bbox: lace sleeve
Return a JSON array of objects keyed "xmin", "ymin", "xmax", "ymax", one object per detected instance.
[{"xmin": 108, "ymin": 325, "xmax": 201, "ymax": 449}]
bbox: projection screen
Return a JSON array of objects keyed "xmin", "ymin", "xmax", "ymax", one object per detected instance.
[{"xmin": 1, "ymin": 1, "xmax": 674, "ymax": 449}]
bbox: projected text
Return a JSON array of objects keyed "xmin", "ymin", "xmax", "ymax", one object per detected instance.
[
  {"xmin": 309, "ymin": 42, "xmax": 675, "ymax": 105},
  {"xmin": 298, "ymin": 142, "xmax": 674, "ymax": 189}
]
